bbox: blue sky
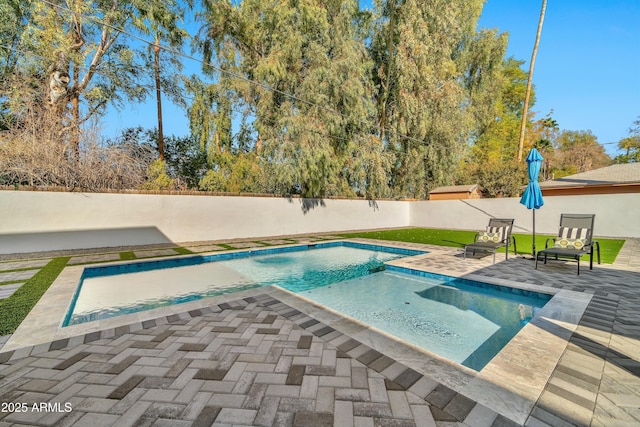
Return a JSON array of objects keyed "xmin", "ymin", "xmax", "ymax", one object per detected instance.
[
  {"xmin": 478, "ymin": 0, "xmax": 640, "ymax": 155},
  {"xmin": 104, "ymin": 0, "xmax": 640, "ymax": 156}
]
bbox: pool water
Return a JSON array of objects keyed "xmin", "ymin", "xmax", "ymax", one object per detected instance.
[
  {"xmin": 300, "ymin": 269, "xmax": 550, "ymax": 371},
  {"xmin": 64, "ymin": 241, "xmax": 551, "ymax": 371},
  {"xmin": 64, "ymin": 243, "xmax": 415, "ymax": 326}
]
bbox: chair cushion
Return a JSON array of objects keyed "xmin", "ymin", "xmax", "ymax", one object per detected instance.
[
  {"xmin": 554, "ymin": 238, "xmax": 586, "ymax": 250},
  {"xmin": 477, "ymin": 231, "xmax": 502, "ymax": 243}
]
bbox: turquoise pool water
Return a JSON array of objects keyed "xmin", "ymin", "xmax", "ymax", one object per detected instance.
[
  {"xmin": 299, "ymin": 265, "xmax": 551, "ymax": 371},
  {"xmin": 64, "ymin": 241, "xmax": 551, "ymax": 371},
  {"xmin": 64, "ymin": 242, "xmax": 421, "ymax": 326}
]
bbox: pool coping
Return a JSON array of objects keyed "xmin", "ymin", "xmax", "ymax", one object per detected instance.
[
  {"xmin": 1, "ymin": 239, "xmax": 592, "ymax": 425},
  {"xmin": 269, "ymin": 268, "xmax": 591, "ymax": 424},
  {"xmin": 2, "ymin": 240, "xmax": 425, "ymax": 351}
]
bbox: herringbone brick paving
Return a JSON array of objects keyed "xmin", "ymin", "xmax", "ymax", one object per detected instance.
[
  {"xmin": 0, "ymin": 296, "xmax": 491, "ymax": 426},
  {"xmin": 1, "ymin": 236, "xmax": 639, "ymax": 426}
]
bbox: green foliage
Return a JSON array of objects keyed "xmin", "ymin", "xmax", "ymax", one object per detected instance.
[
  {"xmin": 0, "ymin": 280, "xmax": 25, "ymax": 286},
  {"xmin": 195, "ymin": 0, "xmax": 385, "ymax": 198},
  {"xmin": 188, "ymin": 0, "xmax": 518, "ymax": 198},
  {"xmin": 456, "ymin": 59, "xmax": 532, "ymax": 196},
  {"xmin": 614, "ymin": 117, "xmax": 640, "ymax": 163},
  {"xmin": 552, "ymin": 130, "xmax": 612, "ymax": 175},
  {"xmin": 163, "ymin": 134, "xmax": 209, "ymax": 189},
  {"xmin": 0, "ymin": 0, "xmax": 28, "ymax": 79},
  {"xmin": 371, "ymin": 0, "xmax": 507, "ymax": 198},
  {"xmin": 140, "ymin": 159, "xmax": 175, "ymax": 190},
  {"xmin": 0, "ymin": 257, "xmax": 69, "ymax": 335},
  {"xmin": 461, "ymin": 159, "xmax": 527, "ymax": 198},
  {"xmin": 199, "ymin": 151, "xmax": 264, "ymax": 193},
  {"xmin": 2, "ymin": 0, "xmax": 191, "ymax": 158},
  {"xmin": 6, "ymin": 0, "xmax": 618, "ymax": 197},
  {"xmin": 500, "ymin": 58, "xmax": 532, "ymax": 116},
  {"xmin": 107, "ymin": 127, "xmax": 208, "ymax": 189},
  {"xmin": 614, "ymin": 136, "xmax": 640, "ymax": 163}
]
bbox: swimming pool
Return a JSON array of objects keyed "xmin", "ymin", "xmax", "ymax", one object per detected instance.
[
  {"xmin": 63, "ymin": 241, "xmax": 551, "ymax": 371},
  {"xmin": 64, "ymin": 242, "xmax": 422, "ymax": 326},
  {"xmin": 298, "ymin": 265, "xmax": 551, "ymax": 370}
]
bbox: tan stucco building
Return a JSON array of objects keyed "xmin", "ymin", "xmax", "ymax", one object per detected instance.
[{"xmin": 429, "ymin": 184, "xmax": 482, "ymax": 200}]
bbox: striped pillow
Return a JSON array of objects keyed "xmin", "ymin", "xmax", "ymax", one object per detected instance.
[
  {"xmin": 559, "ymin": 227, "xmax": 588, "ymax": 240},
  {"xmin": 487, "ymin": 226, "xmax": 506, "ymax": 242}
]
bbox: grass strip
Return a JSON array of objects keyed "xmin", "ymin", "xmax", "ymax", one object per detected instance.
[
  {"xmin": 173, "ymin": 247, "xmax": 194, "ymax": 255},
  {"xmin": 120, "ymin": 251, "xmax": 136, "ymax": 261},
  {"xmin": 0, "ymin": 257, "xmax": 69, "ymax": 336},
  {"xmin": 338, "ymin": 228, "xmax": 624, "ymax": 264},
  {"xmin": 0, "ymin": 267, "xmax": 42, "ymax": 274},
  {"xmin": 0, "ymin": 280, "xmax": 26, "ymax": 287}
]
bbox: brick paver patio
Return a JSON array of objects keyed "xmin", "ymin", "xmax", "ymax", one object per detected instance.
[{"xmin": 0, "ymin": 235, "xmax": 639, "ymax": 426}]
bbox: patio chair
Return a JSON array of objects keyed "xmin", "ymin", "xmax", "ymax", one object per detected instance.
[
  {"xmin": 464, "ymin": 218, "xmax": 517, "ymax": 264},
  {"xmin": 535, "ymin": 213, "xmax": 601, "ymax": 275}
]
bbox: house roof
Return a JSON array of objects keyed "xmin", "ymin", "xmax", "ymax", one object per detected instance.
[
  {"xmin": 429, "ymin": 184, "xmax": 479, "ymax": 194},
  {"xmin": 539, "ymin": 163, "xmax": 640, "ymax": 189}
]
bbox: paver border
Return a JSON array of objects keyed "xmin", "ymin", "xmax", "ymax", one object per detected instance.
[{"xmin": 0, "ymin": 239, "xmax": 596, "ymax": 424}]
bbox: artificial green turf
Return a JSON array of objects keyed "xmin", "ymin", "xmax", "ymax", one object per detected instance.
[
  {"xmin": 0, "ymin": 280, "xmax": 25, "ymax": 287},
  {"xmin": 0, "ymin": 267, "xmax": 42, "ymax": 274},
  {"xmin": 174, "ymin": 247, "xmax": 194, "ymax": 255},
  {"xmin": 338, "ymin": 228, "xmax": 624, "ymax": 264},
  {"xmin": 0, "ymin": 257, "xmax": 69, "ymax": 336},
  {"xmin": 120, "ymin": 251, "xmax": 136, "ymax": 260}
]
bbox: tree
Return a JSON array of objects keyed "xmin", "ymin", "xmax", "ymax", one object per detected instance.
[
  {"xmin": 163, "ymin": 134, "xmax": 209, "ymax": 189},
  {"xmin": 615, "ymin": 136, "xmax": 640, "ymax": 163},
  {"xmin": 553, "ymin": 130, "xmax": 611, "ymax": 176},
  {"xmin": 517, "ymin": 0, "xmax": 547, "ymax": 162},
  {"xmin": 135, "ymin": 0, "xmax": 191, "ymax": 160},
  {"xmin": 371, "ymin": 0, "xmax": 507, "ymax": 198},
  {"xmin": 456, "ymin": 58, "xmax": 530, "ymax": 196},
  {"xmin": 0, "ymin": 116, "xmax": 155, "ymax": 190},
  {"xmin": 531, "ymin": 115, "xmax": 559, "ymax": 179},
  {"xmin": 0, "ymin": 0, "xmax": 32, "ymax": 131},
  {"xmin": 5, "ymin": 0, "xmax": 190, "ymax": 159},
  {"xmin": 0, "ymin": 0, "xmax": 29, "ymax": 88},
  {"xmin": 614, "ymin": 116, "xmax": 640, "ymax": 163},
  {"xmin": 195, "ymin": 0, "xmax": 386, "ymax": 197}
]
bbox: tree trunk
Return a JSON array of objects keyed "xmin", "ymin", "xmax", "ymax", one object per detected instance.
[
  {"xmin": 378, "ymin": 0, "xmax": 397, "ymax": 141},
  {"xmin": 71, "ymin": 59, "xmax": 80, "ymax": 161},
  {"xmin": 517, "ymin": 0, "xmax": 547, "ymax": 162},
  {"xmin": 154, "ymin": 38, "xmax": 164, "ymax": 161}
]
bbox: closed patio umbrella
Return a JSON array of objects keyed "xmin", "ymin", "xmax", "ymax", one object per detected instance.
[{"xmin": 520, "ymin": 148, "xmax": 544, "ymax": 256}]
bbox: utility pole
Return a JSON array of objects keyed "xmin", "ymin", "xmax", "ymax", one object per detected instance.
[
  {"xmin": 154, "ymin": 36, "xmax": 164, "ymax": 160},
  {"xmin": 517, "ymin": 0, "xmax": 547, "ymax": 162}
]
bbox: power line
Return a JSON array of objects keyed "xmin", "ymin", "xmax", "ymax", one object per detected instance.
[
  {"xmin": 0, "ymin": 44, "xmax": 362, "ymax": 148},
  {"xmin": 5, "ymin": 34, "xmax": 626, "ymax": 152},
  {"xmin": 35, "ymin": 0, "xmax": 430, "ymax": 147}
]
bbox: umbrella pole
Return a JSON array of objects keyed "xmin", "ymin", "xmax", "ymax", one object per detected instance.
[{"xmin": 532, "ymin": 209, "xmax": 536, "ymax": 256}]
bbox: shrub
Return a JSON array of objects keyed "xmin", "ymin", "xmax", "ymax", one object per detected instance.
[{"xmin": 139, "ymin": 159, "xmax": 175, "ymax": 190}]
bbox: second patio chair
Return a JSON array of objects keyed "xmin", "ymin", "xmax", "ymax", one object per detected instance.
[
  {"xmin": 464, "ymin": 218, "xmax": 517, "ymax": 264},
  {"xmin": 535, "ymin": 213, "xmax": 601, "ymax": 275}
]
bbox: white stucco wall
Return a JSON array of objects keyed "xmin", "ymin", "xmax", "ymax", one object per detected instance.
[
  {"xmin": 410, "ymin": 193, "xmax": 640, "ymax": 238},
  {"xmin": 1, "ymin": 190, "xmax": 638, "ymax": 254},
  {"xmin": 0, "ymin": 191, "xmax": 410, "ymax": 254}
]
